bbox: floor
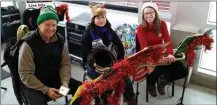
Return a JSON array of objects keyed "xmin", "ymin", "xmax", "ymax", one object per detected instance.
[{"xmin": 1, "ymin": 43, "xmax": 216, "ymax": 105}]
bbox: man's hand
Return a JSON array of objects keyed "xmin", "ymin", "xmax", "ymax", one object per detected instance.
[{"xmin": 47, "ymin": 88, "xmax": 63, "ymax": 100}]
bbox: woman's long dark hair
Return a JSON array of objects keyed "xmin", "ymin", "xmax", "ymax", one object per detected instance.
[
  {"xmin": 141, "ymin": 6, "xmax": 161, "ymax": 35},
  {"xmin": 89, "ymin": 15, "xmax": 112, "ymax": 29}
]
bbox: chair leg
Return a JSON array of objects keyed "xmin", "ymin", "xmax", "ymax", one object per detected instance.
[
  {"xmin": 94, "ymin": 96, "xmax": 101, "ymax": 105},
  {"xmin": 146, "ymin": 74, "xmax": 149, "ymax": 103},
  {"xmin": 83, "ymin": 71, "xmax": 87, "ymax": 82},
  {"xmin": 1, "ymin": 87, "xmax": 7, "ymax": 90},
  {"xmin": 21, "ymin": 93, "xmax": 29, "ymax": 105},
  {"xmin": 65, "ymin": 95, "xmax": 68, "ymax": 105},
  {"xmin": 136, "ymin": 83, "xmax": 139, "ymax": 105},
  {"xmin": 172, "ymin": 81, "xmax": 175, "ymax": 97},
  {"xmin": 146, "ymin": 80, "xmax": 148, "ymax": 102},
  {"xmin": 177, "ymin": 76, "xmax": 188, "ymax": 105}
]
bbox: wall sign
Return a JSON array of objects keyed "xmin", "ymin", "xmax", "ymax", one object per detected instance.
[{"xmin": 26, "ymin": 0, "xmax": 54, "ymax": 9}]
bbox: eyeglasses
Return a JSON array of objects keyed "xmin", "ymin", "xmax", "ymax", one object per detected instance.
[{"xmin": 144, "ymin": 11, "xmax": 155, "ymax": 15}]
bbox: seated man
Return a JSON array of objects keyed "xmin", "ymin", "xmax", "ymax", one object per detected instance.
[{"xmin": 18, "ymin": 5, "xmax": 82, "ymax": 105}]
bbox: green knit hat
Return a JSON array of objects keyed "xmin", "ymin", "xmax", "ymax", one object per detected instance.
[{"xmin": 37, "ymin": 5, "xmax": 59, "ymax": 25}]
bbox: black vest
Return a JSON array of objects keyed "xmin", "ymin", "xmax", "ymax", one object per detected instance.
[{"xmin": 24, "ymin": 30, "xmax": 64, "ymax": 88}]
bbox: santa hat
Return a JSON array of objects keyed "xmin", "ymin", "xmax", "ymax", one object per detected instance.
[
  {"xmin": 142, "ymin": 2, "xmax": 158, "ymax": 12},
  {"xmin": 89, "ymin": 3, "xmax": 106, "ymax": 17}
]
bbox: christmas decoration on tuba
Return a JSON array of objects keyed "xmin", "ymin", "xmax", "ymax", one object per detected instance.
[
  {"xmin": 69, "ymin": 42, "xmax": 171, "ymax": 105},
  {"xmin": 69, "ymin": 28, "xmax": 214, "ymax": 105}
]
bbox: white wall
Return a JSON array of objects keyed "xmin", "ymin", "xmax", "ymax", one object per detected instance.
[{"xmin": 171, "ymin": 2, "xmax": 215, "ymax": 33}]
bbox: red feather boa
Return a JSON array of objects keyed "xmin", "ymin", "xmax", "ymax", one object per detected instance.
[
  {"xmin": 56, "ymin": 3, "xmax": 70, "ymax": 22},
  {"xmin": 186, "ymin": 34, "xmax": 214, "ymax": 66}
]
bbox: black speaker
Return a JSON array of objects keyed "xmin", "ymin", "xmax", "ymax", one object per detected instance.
[
  {"xmin": 57, "ymin": 23, "xmax": 66, "ymax": 42},
  {"xmin": 1, "ymin": 6, "xmax": 21, "ymax": 42},
  {"xmin": 66, "ymin": 12, "xmax": 91, "ymax": 64},
  {"xmin": 23, "ymin": 8, "xmax": 40, "ymax": 31},
  {"xmin": 66, "ymin": 21, "xmax": 88, "ymax": 63}
]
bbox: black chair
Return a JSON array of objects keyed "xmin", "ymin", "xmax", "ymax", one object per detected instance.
[
  {"xmin": 82, "ymin": 65, "xmax": 103, "ymax": 104},
  {"xmin": 145, "ymin": 78, "xmax": 175, "ymax": 102},
  {"xmin": 131, "ymin": 76, "xmax": 175, "ymax": 103},
  {"xmin": 133, "ymin": 36, "xmax": 175, "ymax": 103},
  {"xmin": 1, "ymin": 60, "xmax": 69, "ymax": 105},
  {"xmin": 1, "ymin": 62, "xmax": 8, "ymax": 91},
  {"xmin": 145, "ymin": 52, "xmax": 186, "ymax": 102},
  {"xmin": 1, "ymin": 87, "xmax": 7, "ymax": 90}
]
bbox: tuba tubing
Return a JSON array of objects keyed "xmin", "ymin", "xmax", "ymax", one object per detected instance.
[{"xmin": 87, "ymin": 46, "xmax": 116, "ymax": 74}]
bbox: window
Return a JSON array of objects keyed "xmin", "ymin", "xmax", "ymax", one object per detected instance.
[
  {"xmin": 1, "ymin": 1, "xmax": 14, "ymax": 7},
  {"xmin": 62, "ymin": 1, "xmax": 171, "ymax": 32},
  {"xmin": 152, "ymin": 0, "xmax": 170, "ymax": 11},
  {"xmin": 207, "ymin": 1, "xmax": 216, "ymax": 25},
  {"xmin": 26, "ymin": 0, "xmax": 54, "ymax": 9},
  {"xmin": 106, "ymin": 1, "xmax": 138, "ymax": 7},
  {"xmin": 100, "ymin": 0, "xmax": 172, "ymax": 21},
  {"xmin": 197, "ymin": 1, "xmax": 216, "ymax": 77},
  {"xmin": 64, "ymin": 1, "xmax": 172, "ymax": 20},
  {"xmin": 198, "ymin": 29, "xmax": 216, "ymax": 76},
  {"xmin": 105, "ymin": 0, "xmax": 171, "ymax": 11}
]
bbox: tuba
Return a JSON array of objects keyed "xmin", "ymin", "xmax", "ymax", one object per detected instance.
[
  {"xmin": 17, "ymin": 24, "xmax": 29, "ymax": 41},
  {"xmin": 87, "ymin": 46, "xmax": 117, "ymax": 74}
]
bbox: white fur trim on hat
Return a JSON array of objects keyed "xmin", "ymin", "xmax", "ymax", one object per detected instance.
[{"xmin": 142, "ymin": 2, "xmax": 158, "ymax": 11}]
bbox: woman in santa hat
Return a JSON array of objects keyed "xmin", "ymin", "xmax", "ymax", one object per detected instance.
[{"xmin": 136, "ymin": 2, "xmax": 188, "ymax": 97}]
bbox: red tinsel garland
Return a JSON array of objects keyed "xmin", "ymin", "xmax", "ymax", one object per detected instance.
[
  {"xmin": 79, "ymin": 69, "xmax": 125, "ymax": 105},
  {"xmin": 72, "ymin": 32, "xmax": 214, "ymax": 105},
  {"xmin": 56, "ymin": 4, "xmax": 70, "ymax": 22},
  {"xmin": 76, "ymin": 47, "xmax": 165, "ymax": 105},
  {"xmin": 186, "ymin": 34, "xmax": 213, "ymax": 66},
  {"xmin": 107, "ymin": 79, "xmax": 125, "ymax": 105}
]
